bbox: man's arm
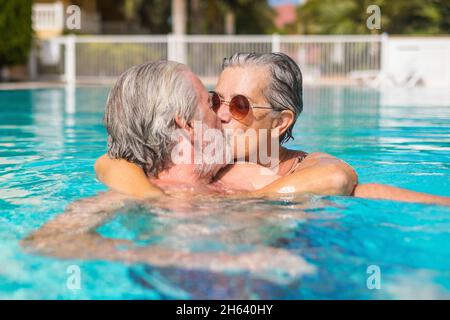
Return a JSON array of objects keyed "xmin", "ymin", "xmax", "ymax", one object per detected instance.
[
  {"xmin": 253, "ymin": 152, "xmax": 358, "ymax": 197},
  {"xmin": 21, "ymin": 191, "xmax": 133, "ymax": 260},
  {"xmin": 95, "ymin": 154, "xmax": 165, "ymax": 199},
  {"xmin": 21, "ymin": 191, "xmax": 312, "ymax": 281}
]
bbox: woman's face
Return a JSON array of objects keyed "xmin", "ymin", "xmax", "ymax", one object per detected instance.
[{"xmin": 214, "ymin": 66, "xmax": 280, "ymax": 163}]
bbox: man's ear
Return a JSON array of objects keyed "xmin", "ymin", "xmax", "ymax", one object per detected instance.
[
  {"xmin": 174, "ymin": 116, "xmax": 194, "ymax": 139},
  {"xmin": 271, "ymin": 110, "xmax": 294, "ymax": 137},
  {"xmin": 175, "ymin": 116, "xmax": 193, "ymax": 130}
]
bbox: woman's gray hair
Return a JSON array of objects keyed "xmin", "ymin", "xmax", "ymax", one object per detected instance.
[
  {"xmin": 222, "ymin": 52, "xmax": 303, "ymax": 144},
  {"xmin": 105, "ymin": 60, "xmax": 198, "ymax": 176}
]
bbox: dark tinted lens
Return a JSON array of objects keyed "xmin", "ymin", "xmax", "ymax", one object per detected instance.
[
  {"xmin": 229, "ymin": 95, "xmax": 250, "ymax": 120},
  {"xmin": 210, "ymin": 92, "xmax": 221, "ymax": 112}
]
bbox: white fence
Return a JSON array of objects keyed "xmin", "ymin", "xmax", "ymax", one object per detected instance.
[{"xmin": 32, "ymin": 34, "xmax": 450, "ymax": 88}]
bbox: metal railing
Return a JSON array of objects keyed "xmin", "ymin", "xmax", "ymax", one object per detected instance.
[
  {"xmin": 33, "ymin": 34, "xmax": 384, "ymax": 85},
  {"xmin": 31, "ymin": 34, "xmax": 450, "ymax": 88}
]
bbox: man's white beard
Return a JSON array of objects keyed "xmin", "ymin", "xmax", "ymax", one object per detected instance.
[
  {"xmin": 193, "ymin": 124, "xmax": 233, "ymax": 180},
  {"xmin": 193, "ymin": 161, "xmax": 221, "ymax": 181}
]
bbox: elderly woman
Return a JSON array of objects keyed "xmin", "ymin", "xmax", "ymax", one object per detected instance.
[{"xmin": 95, "ymin": 53, "xmax": 450, "ymax": 206}]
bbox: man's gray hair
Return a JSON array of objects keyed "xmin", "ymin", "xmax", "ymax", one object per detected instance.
[
  {"xmin": 222, "ymin": 52, "xmax": 303, "ymax": 143},
  {"xmin": 105, "ymin": 60, "xmax": 198, "ymax": 176}
]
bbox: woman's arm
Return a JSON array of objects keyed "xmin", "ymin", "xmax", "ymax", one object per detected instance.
[
  {"xmin": 253, "ymin": 152, "xmax": 358, "ymax": 197},
  {"xmin": 354, "ymin": 183, "xmax": 450, "ymax": 206},
  {"xmin": 252, "ymin": 151, "xmax": 449, "ymax": 206},
  {"xmin": 94, "ymin": 154, "xmax": 165, "ymax": 199}
]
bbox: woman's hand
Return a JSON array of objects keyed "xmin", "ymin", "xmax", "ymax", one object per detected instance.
[
  {"xmin": 94, "ymin": 154, "xmax": 166, "ymax": 199},
  {"xmin": 354, "ymin": 183, "xmax": 450, "ymax": 206}
]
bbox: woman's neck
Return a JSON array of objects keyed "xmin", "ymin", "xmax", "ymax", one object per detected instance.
[{"xmin": 255, "ymin": 146, "xmax": 291, "ymax": 171}]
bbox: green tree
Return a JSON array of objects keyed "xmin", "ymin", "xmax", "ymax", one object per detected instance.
[
  {"xmin": 380, "ymin": 0, "xmax": 446, "ymax": 35},
  {"xmin": 139, "ymin": 0, "xmax": 171, "ymax": 34},
  {"xmin": 188, "ymin": 0, "xmax": 275, "ymax": 34},
  {"xmin": 0, "ymin": 0, "xmax": 33, "ymax": 80},
  {"xmin": 97, "ymin": 0, "xmax": 171, "ymax": 34},
  {"xmin": 99, "ymin": 0, "xmax": 274, "ymax": 34},
  {"xmin": 232, "ymin": 0, "xmax": 275, "ymax": 34},
  {"xmin": 294, "ymin": 0, "xmax": 450, "ymax": 35}
]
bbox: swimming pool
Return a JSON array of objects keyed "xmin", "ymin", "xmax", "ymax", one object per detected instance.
[{"xmin": 0, "ymin": 86, "xmax": 449, "ymax": 299}]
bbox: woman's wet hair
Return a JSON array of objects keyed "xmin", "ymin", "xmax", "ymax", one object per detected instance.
[{"xmin": 222, "ymin": 52, "xmax": 303, "ymax": 144}]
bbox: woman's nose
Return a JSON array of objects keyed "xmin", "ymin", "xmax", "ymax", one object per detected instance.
[{"xmin": 216, "ymin": 103, "xmax": 232, "ymax": 123}]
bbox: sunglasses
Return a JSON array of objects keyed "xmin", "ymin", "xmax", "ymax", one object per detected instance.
[{"xmin": 208, "ymin": 91, "xmax": 273, "ymax": 120}]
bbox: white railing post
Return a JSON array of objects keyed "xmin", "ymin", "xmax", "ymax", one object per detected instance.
[
  {"xmin": 28, "ymin": 45, "xmax": 38, "ymax": 80},
  {"xmin": 380, "ymin": 33, "xmax": 389, "ymax": 75},
  {"xmin": 167, "ymin": 34, "xmax": 176, "ymax": 61},
  {"xmin": 177, "ymin": 34, "xmax": 187, "ymax": 64},
  {"xmin": 271, "ymin": 33, "xmax": 280, "ymax": 53},
  {"xmin": 64, "ymin": 35, "xmax": 76, "ymax": 84},
  {"xmin": 167, "ymin": 33, "xmax": 186, "ymax": 64}
]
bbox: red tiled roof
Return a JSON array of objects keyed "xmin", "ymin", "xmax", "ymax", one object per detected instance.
[{"xmin": 274, "ymin": 4, "xmax": 297, "ymax": 28}]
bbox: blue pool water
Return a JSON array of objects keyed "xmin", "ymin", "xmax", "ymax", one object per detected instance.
[{"xmin": 0, "ymin": 86, "xmax": 449, "ymax": 299}]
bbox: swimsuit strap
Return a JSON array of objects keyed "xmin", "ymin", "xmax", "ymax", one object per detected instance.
[{"xmin": 286, "ymin": 152, "xmax": 308, "ymax": 175}]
